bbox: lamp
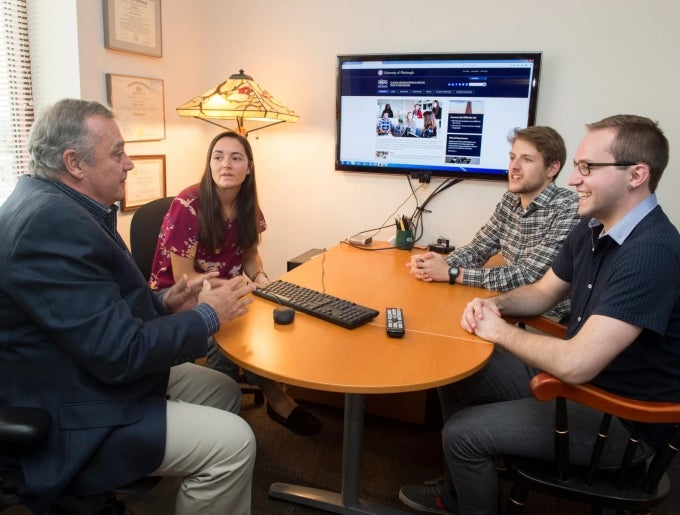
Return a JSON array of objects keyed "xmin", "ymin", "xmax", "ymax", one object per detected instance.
[{"xmin": 176, "ymin": 69, "xmax": 299, "ymax": 136}]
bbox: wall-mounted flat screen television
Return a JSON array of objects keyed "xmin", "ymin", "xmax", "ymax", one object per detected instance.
[{"xmin": 335, "ymin": 52, "xmax": 542, "ymax": 181}]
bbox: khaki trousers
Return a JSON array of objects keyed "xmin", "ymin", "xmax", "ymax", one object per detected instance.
[{"xmin": 121, "ymin": 362, "xmax": 256, "ymax": 514}]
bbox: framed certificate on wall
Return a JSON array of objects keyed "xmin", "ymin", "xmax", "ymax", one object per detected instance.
[
  {"xmin": 102, "ymin": 0, "xmax": 163, "ymax": 57},
  {"xmin": 123, "ymin": 155, "xmax": 166, "ymax": 211},
  {"xmin": 106, "ymin": 74, "xmax": 165, "ymax": 142}
]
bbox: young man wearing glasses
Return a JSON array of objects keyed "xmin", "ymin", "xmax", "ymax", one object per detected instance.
[{"xmin": 400, "ymin": 115, "xmax": 680, "ymax": 514}]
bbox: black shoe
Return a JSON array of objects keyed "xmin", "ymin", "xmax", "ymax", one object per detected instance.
[
  {"xmin": 399, "ymin": 476, "xmax": 458, "ymax": 514},
  {"xmin": 266, "ymin": 402, "xmax": 323, "ymax": 436}
]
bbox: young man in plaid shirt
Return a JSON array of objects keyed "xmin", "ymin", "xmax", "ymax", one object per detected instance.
[{"xmin": 407, "ymin": 125, "xmax": 579, "ymax": 321}]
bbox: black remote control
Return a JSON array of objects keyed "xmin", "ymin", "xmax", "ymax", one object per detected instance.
[{"xmin": 386, "ymin": 307, "xmax": 405, "ymax": 338}]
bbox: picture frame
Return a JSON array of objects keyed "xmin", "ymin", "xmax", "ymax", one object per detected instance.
[
  {"xmin": 106, "ymin": 73, "xmax": 165, "ymax": 142},
  {"xmin": 102, "ymin": 0, "xmax": 163, "ymax": 57},
  {"xmin": 123, "ymin": 155, "xmax": 166, "ymax": 212}
]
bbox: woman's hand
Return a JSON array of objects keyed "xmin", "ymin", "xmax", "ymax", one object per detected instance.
[{"xmin": 252, "ymin": 271, "xmax": 270, "ymax": 286}]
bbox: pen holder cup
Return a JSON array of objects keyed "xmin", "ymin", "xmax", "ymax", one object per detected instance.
[{"xmin": 396, "ymin": 229, "xmax": 414, "ymax": 250}]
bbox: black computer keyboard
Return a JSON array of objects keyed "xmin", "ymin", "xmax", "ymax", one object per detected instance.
[{"xmin": 253, "ymin": 280, "xmax": 380, "ymax": 329}]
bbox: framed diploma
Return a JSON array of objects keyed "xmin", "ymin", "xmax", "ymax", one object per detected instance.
[
  {"xmin": 106, "ymin": 73, "xmax": 166, "ymax": 142},
  {"xmin": 123, "ymin": 155, "xmax": 166, "ymax": 212},
  {"xmin": 102, "ymin": 0, "xmax": 163, "ymax": 57}
]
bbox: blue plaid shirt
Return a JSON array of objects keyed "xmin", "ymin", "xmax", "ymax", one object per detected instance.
[{"xmin": 377, "ymin": 117, "xmax": 391, "ymax": 133}]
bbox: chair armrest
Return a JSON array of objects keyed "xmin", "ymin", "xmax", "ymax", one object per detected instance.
[
  {"xmin": 530, "ymin": 373, "xmax": 680, "ymax": 424},
  {"xmin": 510, "ymin": 316, "xmax": 567, "ymax": 339},
  {"xmin": 0, "ymin": 407, "xmax": 51, "ymax": 445}
]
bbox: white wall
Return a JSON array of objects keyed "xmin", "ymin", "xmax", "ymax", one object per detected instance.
[
  {"xmin": 200, "ymin": 0, "xmax": 680, "ymax": 278},
  {"xmin": 28, "ymin": 0, "xmax": 80, "ymax": 105},
  {"xmin": 32, "ymin": 0, "xmax": 680, "ymax": 279}
]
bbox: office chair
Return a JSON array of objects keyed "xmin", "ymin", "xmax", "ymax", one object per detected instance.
[
  {"xmin": 0, "ymin": 406, "xmax": 158, "ymax": 514},
  {"xmin": 129, "ymin": 197, "xmax": 264, "ymax": 405},
  {"xmin": 129, "ymin": 196, "xmax": 174, "ymax": 281},
  {"xmin": 503, "ymin": 317, "xmax": 680, "ymax": 515},
  {"xmin": 0, "ymin": 407, "xmax": 50, "ymax": 510}
]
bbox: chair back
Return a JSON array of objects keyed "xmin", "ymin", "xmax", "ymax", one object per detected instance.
[
  {"xmin": 129, "ymin": 197, "xmax": 174, "ymax": 280},
  {"xmin": 504, "ymin": 317, "xmax": 680, "ymax": 513},
  {"xmin": 504, "ymin": 372, "xmax": 680, "ymax": 513}
]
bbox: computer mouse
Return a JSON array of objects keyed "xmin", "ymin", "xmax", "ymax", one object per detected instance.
[{"xmin": 273, "ymin": 306, "xmax": 295, "ymax": 325}]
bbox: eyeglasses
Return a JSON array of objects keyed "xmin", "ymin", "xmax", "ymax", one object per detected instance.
[{"xmin": 573, "ymin": 161, "xmax": 636, "ymax": 176}]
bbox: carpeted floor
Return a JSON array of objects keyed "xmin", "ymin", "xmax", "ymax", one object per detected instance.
[
  {"xmin": 240, "ymin": 395, "xmax": 444, "ymax": 514},
  {"xmin": 3, "ymin": 391, "xmax": 678, "ymax": 514},
  {"xmin": 240, "ymin": 393, "xmax": 680, "ymax": 515}
]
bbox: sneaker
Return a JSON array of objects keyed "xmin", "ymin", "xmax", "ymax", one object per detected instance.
[{"xmin": 398, "ymin": 476, "xmax": 458, "ymax": 514}]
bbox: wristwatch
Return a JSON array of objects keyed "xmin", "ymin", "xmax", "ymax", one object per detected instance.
[{"xmin": 448, "ymin": 266, "xmax": 460, "ymax": 285}]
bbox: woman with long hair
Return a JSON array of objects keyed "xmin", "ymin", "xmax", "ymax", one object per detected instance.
[
  {"xmin": 421, "ymin": 110, "xmax": 438, "ymax": 138},
  {"xmin": 149, "ymin": 131, "xmax": 322, "ymax": 436}
]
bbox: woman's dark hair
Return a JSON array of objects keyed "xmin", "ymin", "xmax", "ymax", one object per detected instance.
[
  {"xmin": 422, "ymin": 111, "xmax": 437, "ymax": 136},
  {"xmin": 198, "ymin": 131, "xmax": 261, "ymax": 251}
]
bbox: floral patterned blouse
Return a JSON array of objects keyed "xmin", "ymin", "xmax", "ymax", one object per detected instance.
[{"xmin": 148, "ymin": 184, "xmax": 266, "ymax": 291}]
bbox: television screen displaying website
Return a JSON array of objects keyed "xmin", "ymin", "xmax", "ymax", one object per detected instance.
[{"xmin": 335, "ymin": 52, "xmax": 542, "ymax": 181}]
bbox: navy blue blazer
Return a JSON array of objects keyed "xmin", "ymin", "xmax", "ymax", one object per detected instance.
[{"xmin": 0, "ymin": 176, "xmax": 210, "ymax": 511}]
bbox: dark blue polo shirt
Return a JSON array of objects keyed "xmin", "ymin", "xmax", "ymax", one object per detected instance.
[{"xmin": 552, "ymin": 202, "xmax": 680, "ymax": 402}]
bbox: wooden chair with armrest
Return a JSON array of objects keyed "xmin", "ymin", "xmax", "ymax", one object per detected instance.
[
  {"xmin": 503, "ymin": 317, "xmax": 680, "ymax": 515},
  {"xmin": 129, "ymin": 197, "xmax": 264, "ymax": 405}
]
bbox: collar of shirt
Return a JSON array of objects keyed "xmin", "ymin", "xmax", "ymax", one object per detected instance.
[
  {"xmin": 46, "ymin": 178, "xmax": 126, "ymax": 249},
  {"xmin": 587, "ymin": 194, "xmax": 658, "ymax": 244},
  {"xmin": 508, "ymin": 181, "xmax": 559, "ymax": 213}
]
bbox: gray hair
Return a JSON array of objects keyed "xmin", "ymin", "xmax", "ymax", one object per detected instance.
[{"xmin": 28, "ymin": 98, "xmax": 114, "ymax": 179}]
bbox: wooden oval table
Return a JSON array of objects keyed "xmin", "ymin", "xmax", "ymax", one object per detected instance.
[{"xmin": 215, "ymin": 242, "xmax": 494, "ymax": 514}]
